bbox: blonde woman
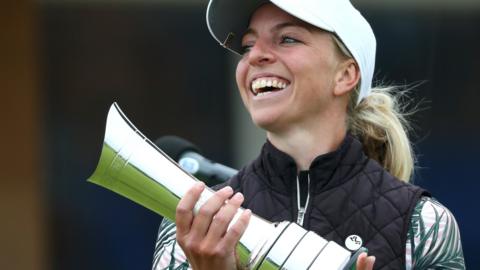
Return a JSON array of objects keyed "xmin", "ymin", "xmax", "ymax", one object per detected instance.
[{"xmin": 153, "ymin": 0, "xmax": 465, "ymax": 269}]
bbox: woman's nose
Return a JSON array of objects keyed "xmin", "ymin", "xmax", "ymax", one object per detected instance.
[{"xmin": 248, "ymin": 41, "xmax": 275, "ymax": 66}]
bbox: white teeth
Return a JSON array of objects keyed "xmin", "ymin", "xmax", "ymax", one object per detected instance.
[{"xmin": 251, "ymin": 77, "xmax": 289, "ymax": 95}]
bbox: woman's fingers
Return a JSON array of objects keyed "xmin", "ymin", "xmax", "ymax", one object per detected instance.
[
  {"xmin": 205, "ymin": 192, "xmax": 245, "ymax": 242},
  {"xmin": 356, "ymin": 252, "xmax": 376, "ymax": 270},
  {"xmin": 176, "ymin": 183, "xmax": 251, "ymax": 268},
  {"xmin": 222, "ymin": 208, "xmax": 251, "ymax": 249},
  {"xmin": 176, "ymin": 182, "xmax": 205, "ymax": 236},
  {"xmin": 356, "ymin": 252, "xmax": 367, "ymax": 269},
  {"xmin": 190, "ymin": 186, "xmax": 234, "ymax": 237},
  {"xmin": 175, "ymin": 185, "xmax": 251, "ymax": 270},
  {"xmin": 365, "ymin": 256, "xmax": 375, "ymax": 269}
]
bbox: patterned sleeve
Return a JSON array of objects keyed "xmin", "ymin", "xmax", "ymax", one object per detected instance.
[
  {"xmin": 406, "ymin": 197, "xmax": 465, "ymax": 269},
  {"xmin": 152, "ymin": 219, "xmax": 191, "ymax": 270}
]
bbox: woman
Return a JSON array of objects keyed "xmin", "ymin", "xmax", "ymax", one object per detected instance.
[{"xmin": 153, "ymin": 0, "xmax": 465, "ymax": 269}]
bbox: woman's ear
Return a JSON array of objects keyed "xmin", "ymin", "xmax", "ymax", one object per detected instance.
[{"xmin": 333, "ymin": 59, "xmax": 360, "ymax": 97}]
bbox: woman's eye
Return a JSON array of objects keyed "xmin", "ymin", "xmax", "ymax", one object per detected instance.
[
  {"xmin": 241, "ymin": 44, "xmax": 252, "ymax": 54},
  {"xmin": 281, "ymin": 36, "xmax": 299, "ymax": 44}
]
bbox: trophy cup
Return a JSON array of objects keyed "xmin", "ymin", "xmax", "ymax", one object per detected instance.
[{"xmin": 88, "ymin": 103, "xmax": 363, "ymax": 269}]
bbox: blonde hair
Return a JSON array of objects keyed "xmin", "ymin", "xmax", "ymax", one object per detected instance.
[
  {"xmin": 347, "ymin": 87, "xmax": 415, "ymax": 182},
  {"xmin": 331, "ymin": 35, "xmax": 415, "ymax": 182}
]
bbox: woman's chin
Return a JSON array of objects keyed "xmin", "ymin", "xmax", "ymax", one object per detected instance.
[{"xmin": 251, "ymin": 113, "xmax": 285, "ymax": 132}]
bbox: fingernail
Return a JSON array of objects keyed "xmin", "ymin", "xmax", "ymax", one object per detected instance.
[
  {"xmin": 222, "ymin": 186, "xmax": 233, "ymax": 193},
  {"xmin": 244, "ymin": 209, "xmax": 252, "ymax": 219},
  {"xmin": 195, "ymin": 182, "xmax": 204, "ymax": 189},
  {"xmin": 233, "ymin": 192, "xmax": 244, "ymax": 201}
]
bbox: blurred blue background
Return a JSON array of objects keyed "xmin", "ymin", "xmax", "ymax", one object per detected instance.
[{"xmin": 1, "ymin": 0, "xmax": 478, "ymax": 269}]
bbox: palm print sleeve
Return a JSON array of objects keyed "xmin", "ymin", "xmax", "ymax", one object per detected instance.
[
  {"xmin": 406, "ymin": 197, "xmax": 465, "ymax": 269},
  {"xmin": 152, "ymin": 219, "xmax": 191, "ymax": 270}
]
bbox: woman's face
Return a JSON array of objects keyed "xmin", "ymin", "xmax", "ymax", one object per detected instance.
[{"xmin": 235, "ymin": 4, "xmax": 347, "ymax": 132}]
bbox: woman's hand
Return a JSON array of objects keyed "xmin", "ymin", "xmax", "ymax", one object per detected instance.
[
  {"xmin": 176, "ymin": 182, "xmax": 252, "ymax": 270},
  {"xmin": 356, "ymin": 252, "xmax": 375, "ymax": 270}
]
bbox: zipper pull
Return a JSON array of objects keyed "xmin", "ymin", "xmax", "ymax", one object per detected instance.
[
  {"xmin": 296, "ymin": 173, "xmax": 310, "ymax": 226},
  {"xmin": 297, "ymin": 207, "xmax": 306, "ymax": 225}
]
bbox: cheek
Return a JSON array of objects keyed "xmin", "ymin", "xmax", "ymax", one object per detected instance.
[
  {"xmin": 235, "ymin": 60, "xmax": 247, "ymax": 88},
  {"xmin": 294, "ymin": 56, "xmax": 336, "ymax": 91},
  {"xmin": 235, "ymin": 60, "xmax": 249, "ymax": 100}
]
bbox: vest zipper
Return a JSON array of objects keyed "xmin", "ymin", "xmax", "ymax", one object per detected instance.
[{"xmin": 296, "ymin": 173, "xmax": 310, "ymax": 226}]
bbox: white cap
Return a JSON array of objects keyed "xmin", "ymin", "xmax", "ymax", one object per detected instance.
[{"xmin": 206, "ymin": 0, "xmax": 376, "ymax": 103}]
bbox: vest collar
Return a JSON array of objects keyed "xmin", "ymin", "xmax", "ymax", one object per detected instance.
[{"xmin": 258, "ymin": 134, "xmax": 366, "ymax": 194}]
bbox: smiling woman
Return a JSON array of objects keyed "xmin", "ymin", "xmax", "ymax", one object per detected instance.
[
  {"xmin": 236, "ymin": 7, "xmax": 351, "ymax": 139},
  {"xmin": 152, "ymin": 0, "xmax": 465, "ymax": 269}
]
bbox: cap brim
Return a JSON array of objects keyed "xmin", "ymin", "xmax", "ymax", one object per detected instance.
[
  {"xmin": 207, "ymin": 0, "xmax": 269, "ymax": 55},
  {"xmin": 207, "ymin": 0, "xmax": 335, "ymax": 56}
]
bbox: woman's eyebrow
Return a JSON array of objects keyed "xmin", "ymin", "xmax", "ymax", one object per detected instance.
[
  {"xmin": 272, "ymin": 22, "xmax": 312, "ymax": 33},
  {"xmin": 242, "ymin": 28, "xmax": 256, "ymax": 39},
  {"xmin": 242, "ymin": 21, "xmax": 311, "ymax": 41}
]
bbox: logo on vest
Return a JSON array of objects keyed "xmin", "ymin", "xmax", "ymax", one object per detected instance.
[{"xmin": 345, "ymin": 234, "xmax": 363, "ymax": 251}]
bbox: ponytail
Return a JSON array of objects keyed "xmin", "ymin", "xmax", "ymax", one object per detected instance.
[
  {"xmin": 347, "ymin": 87, "xmax": 415, "ymax": 182},
  {"xmin": 331, "ymin": 34, "xmax": 415, "ymax": 181}
]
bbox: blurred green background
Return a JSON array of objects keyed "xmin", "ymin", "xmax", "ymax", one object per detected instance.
[{"xmin": 1, "ymin": 0, "xmax": 479, "ymax": 269}]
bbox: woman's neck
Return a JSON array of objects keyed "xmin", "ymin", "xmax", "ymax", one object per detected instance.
[{"xmin": 267, "ymin": 119, "xmax": 347, "ymax": 171}]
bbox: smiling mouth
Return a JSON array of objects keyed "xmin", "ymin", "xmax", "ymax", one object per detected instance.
[{"xmin": 251, "ymin": 77, "xmax": 290, "ymax": 96}]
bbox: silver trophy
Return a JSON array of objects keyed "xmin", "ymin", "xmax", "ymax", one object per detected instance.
[{"xmin": 88, "ymin": 103, "xmax": 363, "ymax": 270}]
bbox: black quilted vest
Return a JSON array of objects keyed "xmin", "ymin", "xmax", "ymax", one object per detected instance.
[{"xmin": 223, "ymin": 135, "xmax": 429, "ymax": 270}]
